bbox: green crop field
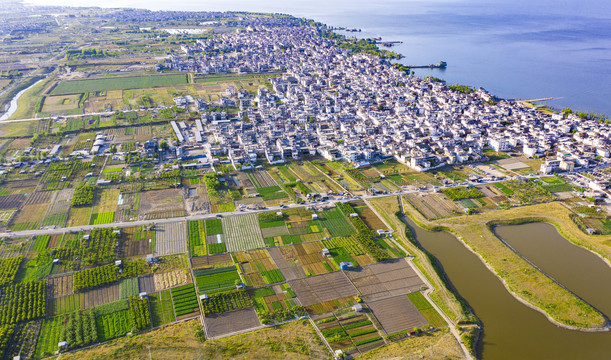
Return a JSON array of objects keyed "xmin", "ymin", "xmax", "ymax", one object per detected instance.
[
  {"xmin": 90, "ymin": 212, "xmax": 115, "ymax": 225},
  {"xmin": 222, "ymin": 213, "xmax": 265, "ymax": 252},
  {"xmin": 194, "ymin": 266, "xmax": 240, "ymax": 293},
  {"xmin": 119, "ymin": 278, "xmax": 139, "ymax": 299},
  {"xmin": 318, "ymin": 212, "xmax": 355, "ymax": 237},
  {"xmin": 150, "ymin": 290, "xmax": 176, "ymax": 327},
  {"xmin": 51, "ymin": 74, "xmax": 189, "ymax": 95},
  {"xmin": 407, "ymin": 292, "xmax": 446, "ymax": 328},
  {"xmin": 258, "ymin": 186, "xmax": 287, "ymax": 201},
  {"xmin": 205, "ymin": 218, "xmax": 223, "ymax": 235},
  {"xmin": 188, "ymin": 220, "xmax": 207, "ymax": 257},
  {"xmin": 32, "ymin": 235, "xmax": 50, "ymax": 252},
  {"xmin": 171, "ymin": 284, "xmax": 199, "ymax": 317},
  {"xmin": 96, "ymin": 309, "xmax": 131, "ymax": 342}
]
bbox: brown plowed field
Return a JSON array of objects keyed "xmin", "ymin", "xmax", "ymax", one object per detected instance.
[
  {"xmin": 204, "ymin": 307, "xmax": 260, "ymax": 339},
  {"xmin": 367, "ymin": 295, "xmax": 428, "ymax": 335},
  {"xmin": 47, "ymin": 274, "xmax": 74, "ymax": 298},
  {"xmin": 190, "ymin": 253, "xmax": 233, "ymax": 269},
  {"xmin": 345, "ymin": 259, "xmax": 424, "ymax": 301},
  {"xmin": 289, "ymin": 271, "xmax": 357, "ymax": 306}
]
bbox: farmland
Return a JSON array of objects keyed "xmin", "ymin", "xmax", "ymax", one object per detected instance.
[
  {"xmin": 96, "ymin": 309, "xmax": 131, "ymax": 342},
  {"xmin": 153, "ymin": 269, "xmax": 191, "ymax": 292},
  {"xmin": 194, "ymin": 266, "xmax": 240, "ymax": 293},
  {"xmin": 405, "ymin": 193, "xmax": 463, "ymax": 219},
  {"xmin": 188, "ymin": 220, "xmax": 207, "ymax": 257},
  {"xmin": 316, "ymin": 311, "xmax": 384, "ymax": 355},
  {"xmin": 155, "ymin": 222, "xmax": 187, "ymax": 256},
  {"xmin": 149, "ymin": 290, "xmax": 176, "ymax": 327},
  {"xmin": 74, "ymin": 264, "xmax": 118, "ymax": 292},
  {"xmin": 222, "ymin": 213, "xmax": 265, "ymax": 252},
  {"xmin": 0, "ymin": 281, "xmax": 46, "ymax": 325},
  {"xmin": 274, "ymin": 242, "xmax": 336, "ymax": 278},
  {"xmin": 201, "ymin": 289, "xmax": 253, "ymax": 315},
  {"xmin": 0, "ymin": 256, "xmax": 21, "ymax": 286},
  {"xmin": 317, "ymin": 207, "xmax": 356, "ymax": 237},
  {"xmin": 367, "ymin": 295, "xmax": 428, "ymax": 336},
  {"xmin": 51, "ymin": 74, "xmax": 189, "ymax": 95},
  {"xmin": 407, "ymin": 292, "xmax": 446, "ymax": 328},
  {"xmin": 118, "ymin": 226, "xmax": 153, "ymax": 258},
  {"xmin": 171, "ymin": 284, "xmax": 200, "ymax": 318},
  {"xmin": 35, "ymin": 309, "xmax": 98, "ymax": 358},
  {"xmin": 322, "ymin": 237, "xmax": 373, "ymax": 268},
  {"xmin": 252, "ymin": 285, "xmax": 305, "ymax": 324},
  {"xmin": 234, "ymin": 249, "xmax": 283, "ymax": 286}
]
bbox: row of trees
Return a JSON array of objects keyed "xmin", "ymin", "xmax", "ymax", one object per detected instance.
[
  {"xmin": 71, "ymin": 184, "xmax": 95, "ymax": 206},
  {"xmin": 0, "ymin": 281, "xmax": 46, "ymax": 325},
  {"xmin": 128, "ymin": 297, "xmax": 151, "ymax": 331},
  {"xmin": 81, "ymin": 228, "xmax": 117, "ymax": 266},
  {"xmin": 61, "ymin": 309, "xmax": 98, "ymax": 349},
  {"xmin": 202, "ymin": 173, "xmax": 221, "ymax": 196},
  {"xmin": 0, "ymin": 325, "xmax": 15, "ymax": 358},
  {"xmin": 338, "ymin": 203, "xmax": 390, "ymax": 261},
  {"xmin": 201, "ymin": 290, "xmax": 252, "ymax": 315},
  {"xmin": 74, "ymin": 265, "xmax": 118, "ymax": 292},
  {"xmin": 0, "ymin": 256, "xmax": 22, "ymax": 287}
]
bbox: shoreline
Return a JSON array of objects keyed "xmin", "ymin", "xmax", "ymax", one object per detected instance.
[{"xmin": 402, "ymin": 203, "xmax": 610, "ymax": 332}]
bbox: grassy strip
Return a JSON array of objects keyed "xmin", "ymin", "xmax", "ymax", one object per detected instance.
[
  {"xmin": 415, "ymin": 200, "xmax": 608, "ymax": 329},
  {"xmin": 369, "ymin": 196, "xmax": 476, "ymax": 325}
]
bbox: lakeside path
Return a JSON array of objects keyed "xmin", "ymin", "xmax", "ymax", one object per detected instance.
[{"xmin": 403, "ymin": 199, "xmax": 611, "ymax": 331}]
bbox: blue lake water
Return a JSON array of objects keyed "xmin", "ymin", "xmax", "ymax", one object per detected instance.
[{"xmin": 27, "ymin": 0, "xmax": 611, "ymax": 115}]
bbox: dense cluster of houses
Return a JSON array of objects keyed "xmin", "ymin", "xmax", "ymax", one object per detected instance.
[{"xmin": 165, "ymin": 23, "xmax": 611, "ymax": 174}]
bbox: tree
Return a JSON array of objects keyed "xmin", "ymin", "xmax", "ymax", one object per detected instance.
[
  {"xmin": 159, "ymin": 140, "xmax": 169, "ymax": 151},
  {"xmin": 109, "ymin": 144, "xmax": 117, "ymax": 154}
]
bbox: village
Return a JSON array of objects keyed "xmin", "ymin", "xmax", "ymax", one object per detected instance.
[{"xmin": 161, "ymin": 24, "xmax": 611, "ymax": 195}]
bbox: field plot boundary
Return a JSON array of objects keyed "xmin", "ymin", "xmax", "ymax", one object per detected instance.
[
  {"xmin": 222, "ymin": 213, "xmax": 265, "ymax": 252},
  {"xmin": 155, "ymin": 222, "xmax": 188, "ymax": 256},
  {"xmin": 289, "ymin": 271, "xmax": 357, "ymax": 306},
  {"xmin": 367, "ymin": 295, "xmax": 428, "ymax": 335},
  {"xmin": 203, "ymin": 307, "xmax": 262, "ymax": 339},
  {"xmin": 345, "ymin": 259, "xmax": 424, "ymax": 301},
  {"xmin": 51, "ymin": 74, "xmax": 189, "ymax": 95}
]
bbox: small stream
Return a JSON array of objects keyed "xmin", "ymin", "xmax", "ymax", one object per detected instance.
[{"xmin": 0, "ymin": 77, "xmax": 46, "ymax": 121}]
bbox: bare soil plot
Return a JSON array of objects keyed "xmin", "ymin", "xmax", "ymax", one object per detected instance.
[
  {"xmin": 118, "ymin": 226, "xmax": 153, "ymax": 258},
  {"xmin": 204, "ymin": 307, "xmax": 261, "ymax": 339},
  {"xmin": 234, "ymin": 249, "xmax": 280, "ymax": 287},
  {"xmin": 23, "ymin": 191, "xmax": 53, "ymax": 205},
  {"xmin": 138, "ymin": 275, "xmax": 156, "ymax": 294},
  {"xmin": 83, "ymin": 283, "xmax": 120, "ymax": 308},
  {"xmin": 367, "ymin": 295, "xmax": 428, "ymax": 335},
  {"xmin": 351, "ymin": 201, "xmax": 386, "ymax": 230},
  {"xmin": 155, "ymin": 222, "xmax": 187, "ymax": 256},
  {"xmin": 46, "ymin": 274, "xmax": 74, "ymax": 298},
  {"xmin": 0, "ymin": 194, "xmax": 25, "ymax": 209},
  {"xmin": 345, "ymin": 259, "xmax": 424, "ymax": 301},
  {"xmin": 115, "ymin": 192, "xmax": 138, "ymax": 222},
  {"xmin": 289, "ymin": 272, "xmax": 357, "ymax": 306},
  {"xmin": 405, "ymin": 194, "xmax": 454, "ymax": 220},
  {"xmin": 268, "ymin": 247, "xmax": 304, "ymax": 281},
  {"xmin": 261, "ymin": 225, "xmax": 289, "ymax": 238},
  {"xmin": 139, "ymin": 189, "xmax": 185, "ymax": 220},
  {"xmin": 191, "ymin": 253, "xmax": 233, "ymax": 269},
  {"xmin": 153, "ymin": 269, "xmax": 190, "ymax": 291},
  {"xmin": 252, "ymin": 170, "xmax": 277, "ymax": 188},
  {"xmin": 278, "ymin": 242, "xmax": 335, "ymax": 277},
  {"xmin": 222, "ymin": 213, "xmax": 265, "ymax": 252},
  {"xmin": 119, "ymin": 239, "xmax": 150, "ymax": 258},
  {"xmin": 11, "ymin": 203, "xmax": 48, "ymax": 226}
]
